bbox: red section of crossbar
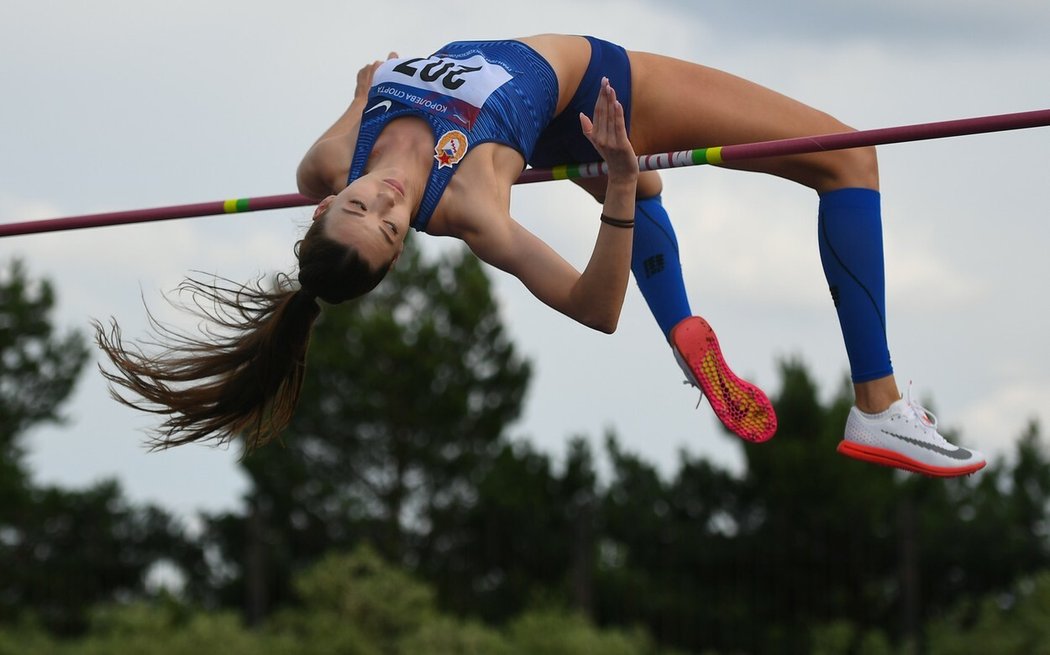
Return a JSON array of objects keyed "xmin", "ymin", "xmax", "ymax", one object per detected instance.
[{"xmin": 3, "ymin": 108, "xmax": 1048, "ymax": 238}]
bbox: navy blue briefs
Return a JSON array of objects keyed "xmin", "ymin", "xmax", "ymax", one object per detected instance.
[{"xmin": 529, "ymin": 36, "xmax": 633, "ymax": 168}]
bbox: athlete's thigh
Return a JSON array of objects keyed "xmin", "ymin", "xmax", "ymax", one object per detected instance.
[{"xmin": 626, "ymin": 51, "xmax": 862, "ymax": 187}]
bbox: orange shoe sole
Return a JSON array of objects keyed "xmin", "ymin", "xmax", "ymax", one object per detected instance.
[
  {"xmin": 671, "ymin": 316, "xmax": 777, "ymax": 443},
  {"xmin": 837, "ymin": 440, "xmax": 986, "ymax": 477}
]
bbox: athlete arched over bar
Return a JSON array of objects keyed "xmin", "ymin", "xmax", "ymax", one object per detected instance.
[{"xmin": 96, "ymin": 34, "xmax": 985, "ymax": 477}]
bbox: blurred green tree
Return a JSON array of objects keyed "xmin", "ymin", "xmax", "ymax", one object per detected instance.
[
  {"xmin": 927, "ymin": 569, "xmax": 1050, "ymax": 655},
  {"xmin": 591, "ymin": 358, "xmax": 1050, "ymax": 655},
  {"xmin": 0, "ymin": 542, "xmax": 678, "ymax": 655},
  {"xmin": 422, "ymin": 436, "xmax": 600, "ymax": 623},
  {"xmin": 199, "ymin": 245, "xmax": 531, "ymax": 622},
  {"xmin": 0, "ymin": 259, "xmax": 88, "ymax": 499},
  {"xmin": 0, "ymin": 259, "xmax": 199, "ymax": 634}
]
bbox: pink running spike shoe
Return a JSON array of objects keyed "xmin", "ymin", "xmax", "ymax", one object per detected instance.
[{"xmin": 670, "ymin": 316, "xmax": 777, "ymax": 442}]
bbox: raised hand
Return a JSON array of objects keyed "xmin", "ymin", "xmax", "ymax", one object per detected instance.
[
  {"xmin": 354, "ymin": 51, "xmax": 399, "ymax": 103},
  {"xmin": 579, "ymin": 77, "xmax": 639, "ymax": 183}
]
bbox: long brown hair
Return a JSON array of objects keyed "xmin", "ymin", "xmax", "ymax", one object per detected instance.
[{"xmin": 94, "ymin": 216, "xmax": 391, "ymax": 452}]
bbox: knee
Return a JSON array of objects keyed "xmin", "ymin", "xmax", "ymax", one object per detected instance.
[
  {"xmin": 576, "ymin": 170, "xmax": 663, "ymax": 203},
  {"xmin": 636, "ymin": 171, "xmax": 663, "ymax": 199},
  {"xmin": 815, "ymin": 143, "xmax": 880, "ymax": 193}
]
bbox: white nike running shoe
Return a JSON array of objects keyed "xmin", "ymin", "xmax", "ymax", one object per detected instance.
[{"xmin": 837, "ymin": 386, "xmax": 986, "ymax": 477}]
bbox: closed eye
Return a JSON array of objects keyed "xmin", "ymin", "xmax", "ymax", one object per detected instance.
[{"xmin": 351, "ymin": 200, "xmax": 367, "ymax": 211}]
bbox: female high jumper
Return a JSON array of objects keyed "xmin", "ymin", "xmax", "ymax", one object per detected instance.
[{"xmin": 96, "ymin": 34, "xmax": 984, "ymax": 477}]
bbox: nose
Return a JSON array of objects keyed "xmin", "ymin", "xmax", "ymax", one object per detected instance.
[{"xmin": 376, "ymin": 187, "xmax": 397, "ymax": 209}]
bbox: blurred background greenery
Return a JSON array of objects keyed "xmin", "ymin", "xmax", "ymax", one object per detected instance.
[{"xmin": 2, "ymin": 254, "xmax": 1047, "ymax": 654}]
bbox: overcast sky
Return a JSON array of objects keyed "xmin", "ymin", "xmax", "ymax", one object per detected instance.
[{"xmin": 2, "ymin": 0, "xmax": 1048, "ymax": 520}]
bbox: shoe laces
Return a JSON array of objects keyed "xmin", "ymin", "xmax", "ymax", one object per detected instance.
[
  {"xmin": 682, "ymin": 379, "xmax": 706, "ymax": 409},
  {"xmin": 674, "ymin": 347, "xmax": 706, "ymax": 409},
  {"xmin": 901, "ymin": 382, "xmax": 941, "ymax": 434}
]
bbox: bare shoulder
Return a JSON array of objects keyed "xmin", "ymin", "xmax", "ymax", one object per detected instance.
[{"xmin": 425, "ymin": 142, "xmax": 521, "ymax": 238}]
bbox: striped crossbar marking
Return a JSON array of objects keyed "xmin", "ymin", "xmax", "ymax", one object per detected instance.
[
  {"xmin": 4, "ymin": 108, "xmax": 1048, "ymax": 237},
  {"xmin": 703, "ymin": 147, "xmax": 723, "ymax": 165},
  {"xmin": 223, "ymin": 198, "xmax": 251, "ymax": 213}
]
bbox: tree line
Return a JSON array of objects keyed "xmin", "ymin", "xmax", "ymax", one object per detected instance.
[{"xmin": 1, "ymin": 254, "xmax": 1048, "ymax": 654}]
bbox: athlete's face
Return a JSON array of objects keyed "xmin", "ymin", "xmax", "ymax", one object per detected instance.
[{"xmin": 315, "ymin": 173, "xmax": 412, "ymax": 269}]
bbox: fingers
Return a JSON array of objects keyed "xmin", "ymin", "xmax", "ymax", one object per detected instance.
[
  {"xmin": 368, "ymin": 52, "xmax": 397, "ymax": 76},
  {"xmin": 360, "ymin": 53, "xmax": 396, "ymax": 81},
  {"xmin": 600, "ymin": 79, "xmax": 626, "ymax": 137},
  {"xmin": 579, "ymin": 112, "xmax": 594, "ymax": 136},
  {"xmin": 579, "ymin": 77, "xmax": 638, "ymax": 179},
  {"xmin": 356, "ymin": 54, "xmax": 395, "ymax": 99},
  {"xmin": 581, "ymin": 78, "xmax": 628, "ymax": 149},
  {"xmin": 357, "ymin": 61, "xmax": 378, "ymax": 85}
]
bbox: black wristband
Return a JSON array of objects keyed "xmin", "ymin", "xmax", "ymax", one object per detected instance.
[{"xmin": 600, "ymin": 213, "xmax": 635, "ymax": 229}]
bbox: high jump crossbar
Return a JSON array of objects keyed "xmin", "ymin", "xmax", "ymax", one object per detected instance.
[{"xmin": 2, "ymin": 108, "xmax": 1048, "ymax": 238}]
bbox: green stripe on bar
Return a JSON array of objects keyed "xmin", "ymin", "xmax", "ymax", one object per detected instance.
[{"xmin": 223, "ymin": 198, "xmax": 251, "ymax": 213}]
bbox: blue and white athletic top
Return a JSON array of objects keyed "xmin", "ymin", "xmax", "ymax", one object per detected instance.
[{"xmin": 348, "ymin": 40, "xmax": 559, "ymax": 232}]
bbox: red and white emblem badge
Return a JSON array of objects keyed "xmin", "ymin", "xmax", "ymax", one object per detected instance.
[{"xmin": 434, "ymin": 130, "xmax": 468, "ymax": 169}]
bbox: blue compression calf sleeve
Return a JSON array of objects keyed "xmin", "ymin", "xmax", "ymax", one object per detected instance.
[
  {"xmin": 632, "ymin": 195, "xmax": 692, "ymax": 338},
  {"xmin": 817, "ymin": 188, "xmax": 893, "ymax": 382}
]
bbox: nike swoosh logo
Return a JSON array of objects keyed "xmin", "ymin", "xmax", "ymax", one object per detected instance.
[
  {"xmin": 365, "ymin": 100, "xmax": 393, "ymax": 114},
  {"xmin": 714, "ymin": 367, "xmax": 748, "ymax": 419},
  {"xmin": 881, "ymin": 430, "xmax": 973, "ymax": 460}
]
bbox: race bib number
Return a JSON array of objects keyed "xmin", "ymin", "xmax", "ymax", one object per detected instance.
[{"xmin": 372, "ymin": 53, "xmax": 513, "ymax": 129}]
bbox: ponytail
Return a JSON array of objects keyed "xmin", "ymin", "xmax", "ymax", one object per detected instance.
[
  {"xmin": 96, "ymin": 214, "xmax": 392, "ymax": 452},
  {"xmin": 94, "ymin": 275, "xmax": 321, "ymax": 452}
]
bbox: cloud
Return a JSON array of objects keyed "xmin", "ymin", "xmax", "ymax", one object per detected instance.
[
  {"xmin": 958, "ymin": 381, "xmax": 1050, "ymax": 456},
  {"xmin": 0, "ymin": 193, "xmax": 63, "ymax": 223},
  {"xmin": 884, "ymin": 223, "xmax": 990, "ymax": 311},
  {"xmin": 664, "ymin": 0, "xmax": 1050, "ymax": 47}
]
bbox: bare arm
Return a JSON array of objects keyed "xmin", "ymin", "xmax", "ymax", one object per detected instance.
[
  {"xmin": 296, "ymin": 54, "xmax": 397, "ymax": 199},
  {"xmin": 467, "ymin": 200, "xmax": 632, "ymax": 333},
  {"xmin": 467, "ymin": 79, "xmax": 639, "ymax": 333}
]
